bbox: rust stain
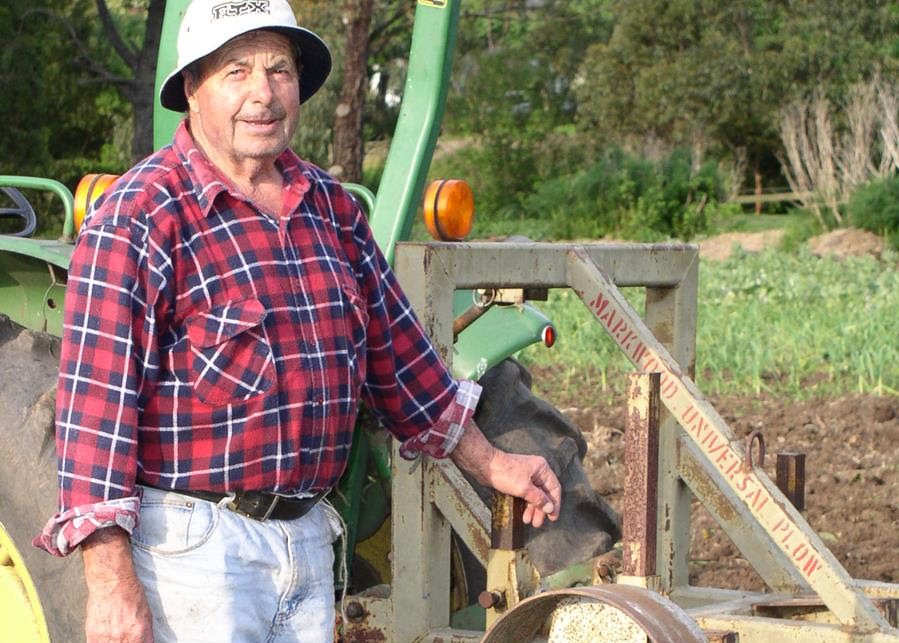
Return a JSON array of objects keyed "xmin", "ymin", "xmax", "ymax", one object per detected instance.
[
  {"xmin": 341, "ymin": 624, "xmax": 388, "ymax": 643},
  {"xmin": 679, "ymin": 455, "xmax": 737, "ymax": 522}
]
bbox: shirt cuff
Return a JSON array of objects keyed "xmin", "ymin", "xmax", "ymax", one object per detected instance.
[
  {"xmin": 32, "ymin": 495, "xmax": 141, "ymax": 558},
  {"xmin": 399, "ymin": 380, "xmax": 482, "ymax": 460}
]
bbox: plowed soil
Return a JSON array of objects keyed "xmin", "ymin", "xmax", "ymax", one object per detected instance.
[
  {"xmin": 548, "ymin": 389, "xmax": 899, "ymax": 590},
  {"xmin": 545, "ymin": 227, "xmax": 898, "ymax": 591}
]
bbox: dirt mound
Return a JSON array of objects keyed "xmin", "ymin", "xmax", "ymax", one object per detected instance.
[
  {"xmin": 699, "ymin": 230, "xmax": 786, "ymax": 261},
  {"xmin": 699, "ymin": 226, "xmax": 887, "ymax": 262},
  {"xmin": 558, "ymin": 390, "xmax": 899, "ymax": 591},
  {"xmin": 807, "ymin": 228, "xmax": 885, "ymax": 260}
]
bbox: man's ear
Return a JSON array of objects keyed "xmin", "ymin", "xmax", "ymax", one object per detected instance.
[{"xmin": 183, "ymin": 73, "xmax": 199, "ymax": 113}]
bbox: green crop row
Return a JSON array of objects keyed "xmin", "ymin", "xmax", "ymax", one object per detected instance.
[{"xmin": 518, "ymin": 247, "xmax": 899, "ymax": 399}]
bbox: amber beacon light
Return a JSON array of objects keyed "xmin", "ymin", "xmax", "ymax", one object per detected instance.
[
  {"xmin": 73, "ymin": 173, "xmax": 119, "ymax": 232},
  {"xmin": 423, "ymin": 179, "xmax": 475, "ymax": 241}
]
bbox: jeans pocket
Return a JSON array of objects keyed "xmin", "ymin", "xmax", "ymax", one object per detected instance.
[{"xmin": 132, "ymin": 495, "xmax": 218, "ymax": 555}]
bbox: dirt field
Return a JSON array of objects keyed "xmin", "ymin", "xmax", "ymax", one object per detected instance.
[
  {"xmin": 550, "ymin": 389, "xmax": 899, "ymax": 590},
  {"xmin": 532, "ymin": 228, "xmax": 897, "ymax": 591}
]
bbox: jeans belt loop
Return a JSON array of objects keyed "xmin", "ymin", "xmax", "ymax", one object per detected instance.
[{"xmin": 260, "ymin": 494, "xmax": 279, "ymax": 521}]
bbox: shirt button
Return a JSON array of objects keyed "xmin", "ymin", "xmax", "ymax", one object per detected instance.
[
  {"xmin": 313, "ymin": 395, "xmax": 323, "ymax": 405},
  {"xmin": 291, "ymin": 277, "xmax": 302, "ymax": 289}
]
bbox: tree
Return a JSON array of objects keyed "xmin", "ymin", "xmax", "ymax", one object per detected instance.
[
  {"xmin": 18, "ymin": 0, "xmax": 165, "ymax": 162},
  {"xmin": 443, "ymin": 0, "xmax": 612, "ymax": 214},
  {"xmin": 292, "ymin": 0, "xmax": 413, "ymax": 178},
  {"xmin": 330, "ymin": 0, "xmax": 375, "ymax": 183},
  {"xmin": 575, "ymin": 0, "xmax": 899, "ymax": 197},
  {"xmin": 0, "ymin": 0, "xmax": 137, "ymax": 232}
]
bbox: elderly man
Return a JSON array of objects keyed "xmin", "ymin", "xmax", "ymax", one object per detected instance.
[{"xmin": 34, "ymin": 1, "xmax": 561, "ymax": 641}]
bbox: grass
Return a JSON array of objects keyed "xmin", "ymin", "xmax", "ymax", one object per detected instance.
[
  {"xmin": 516, "ymin": 247, "xmax": 899, "ymax": 399},
  {"xmin": 703, "ymin": 212, "xmax": 810, "ymax": 236}
]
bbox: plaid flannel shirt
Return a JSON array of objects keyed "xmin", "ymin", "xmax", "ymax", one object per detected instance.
[{"xmin": 35, "ymin": 122, "xmax": 481, "ymax": 556}]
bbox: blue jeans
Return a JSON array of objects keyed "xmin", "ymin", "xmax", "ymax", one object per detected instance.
[{"xmin": 131, "ymin": 485, "xmax": 340, "ymax": 642}]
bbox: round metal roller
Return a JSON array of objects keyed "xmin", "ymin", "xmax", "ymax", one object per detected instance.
[{"xmin": 481, "ymin": 584, "xmax": 706, "ymax": 643}]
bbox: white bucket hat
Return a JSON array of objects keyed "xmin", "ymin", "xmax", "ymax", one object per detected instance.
[{"xmin": 159, "ymin": 0, "xmax": 332, "ymax": 112}]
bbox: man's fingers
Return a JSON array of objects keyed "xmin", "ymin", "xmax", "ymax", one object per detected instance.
[
  {"xmin": 530, "ymin": 460, "xmax": 562, "ymax": 519},
  {"xmin": 520, "ymin": 481, "xmax": 554, "ymax": 516},
  {"xmin": 481, "ymin": 450, "xmax": 563, "ymax": 528}
]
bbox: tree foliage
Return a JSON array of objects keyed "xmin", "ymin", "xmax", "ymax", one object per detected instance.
[
  {"xmin": 2, "ymin": 0, "xmax": 897, "ymax": 237},
  {"xmin": 576, "ymin": 0, "xmax": 898, "ymax": 176},
  {"xmin": 0, "ymin": 0, "xmax": 139, "ymax": 234},
  {"xmin": 443, "ymin": 0, "xmax": 612, "ymax": 215}
]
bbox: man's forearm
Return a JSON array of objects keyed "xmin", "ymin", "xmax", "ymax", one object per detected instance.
[
  {"xmin": 81, "ymin": 527, "xmax": 154, "ymax": 643},
  {"xmin": 82, "ymin": 527, "xmax": 137, "ymax": 585},
  {"xmin": 449, "ymin": 416, "xmax": 500, "ymax": 487}
]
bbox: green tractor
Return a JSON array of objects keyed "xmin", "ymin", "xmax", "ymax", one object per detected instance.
[{"xmin": 0, "ymin": 1, "xmax": 618, "ymax": 640}]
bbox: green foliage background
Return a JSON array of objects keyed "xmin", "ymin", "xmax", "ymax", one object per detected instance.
[
  {"xmin": 518, "ymin": 248, "xmax": 899, "ymax": 398},
  {"xmin": 847, "ymin": 175, "xmax": 899, "ymax": 249},
  {"xmin": 0, "ymin": 0, "xmax": 896, "ymax": 397}
]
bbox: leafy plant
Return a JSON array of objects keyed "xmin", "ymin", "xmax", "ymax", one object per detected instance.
[
  {"xmin": 518, "ymin": 147, "xmax": 731, "ymax": 240},
  {"xmin": 847, "ymin": 175, "xmax": 899, "ymax": 249},
  {"xmin": 519, "ymin": 247, "xmax": 899, "ymax": 398}
]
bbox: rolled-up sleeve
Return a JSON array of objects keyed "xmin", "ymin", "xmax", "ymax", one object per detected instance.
[
  {"xmin": 398, "ymin": 380, "xmax": 481, "ymax": 460},
  {"xmin": 35, "ymin": 219, "xmax": 158, "ymax": 556}
]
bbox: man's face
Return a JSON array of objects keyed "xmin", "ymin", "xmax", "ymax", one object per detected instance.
[{"xmin": 185, "ymin": 31, "xmax": 300, "ymax": 169}]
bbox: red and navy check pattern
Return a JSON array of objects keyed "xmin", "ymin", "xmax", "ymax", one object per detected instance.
[{"xmin": 37, "ymin": 122, "xmax": 478, "ymax": 555}]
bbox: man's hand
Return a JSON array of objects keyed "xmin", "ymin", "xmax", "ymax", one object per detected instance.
[
  {"xmin": 451, "ymin": 417, "xmax": 562, "ymax": 528},
  {"xmin": 82, "ymin": 528, "xmax": 154, "ymax": 643}
]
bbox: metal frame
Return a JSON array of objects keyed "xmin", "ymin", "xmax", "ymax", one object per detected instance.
[
  {"xmin": 340, "ymin": 241, "xmax": 699, "ymax": 641},
  {"xmin": 343, "ymin": 240, "xmax": 899, "ymax": 642}
]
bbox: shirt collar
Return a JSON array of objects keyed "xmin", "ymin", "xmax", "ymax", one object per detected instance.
[{"xmin": 172, "ymin": 120, "xmax": 312, "ymax": 219}]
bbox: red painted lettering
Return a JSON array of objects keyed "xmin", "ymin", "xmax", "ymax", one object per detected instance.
[
  {"xmin": 802, "ymin": 555, "xmax": 821, "ymax": 577},
  {"xmin": 589, "ymin": 293, "xmax": 608, "ymax": 316},
  {"xmin": 661, "ymin": 378, "xmax": 679, "ymax": 400},
  {"xmin": 715, "ymin": 447, "xmax": 731, "ymax": 466},
  {"xmin": 691, "ymin": 416, "xmax": 707, "ymax": 439},
  {"xmin": 725, "ymin": 459, "xmax": 741, "ymax": 478},
  {"xmin": 701, "ymin": 427, "xmax": 719, "ymax": 448},
  {"xmin": 681, "ymin": 406, "xmax": 699, "ymax": 424},
  {"xmin": 599, "ymin": 308, "xmax": 616, "ymax": 328},
  {"xmin": 746, "ymin": 487, "xmax": 768, "ymax": 511},
  {"xmin": 632, "ymin": 342, "xmax": 649, "ymax": 364}
]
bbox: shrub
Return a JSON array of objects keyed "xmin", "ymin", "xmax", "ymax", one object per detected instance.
[
  {"xmin": 779, "ymin": 211, "xmax": 826, "ymax": 253},
  {"xmin": 522, "ymin": 147, "xmax": 730, "ymax": 240},
  {"xmin": 847, "ymin": 175, "xmax": 899, "ymax": 249}
]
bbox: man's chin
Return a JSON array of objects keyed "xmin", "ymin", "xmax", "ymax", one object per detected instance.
[{"xmin": 235, "ymin": 141, "xmax": 289, "ymax": 162}]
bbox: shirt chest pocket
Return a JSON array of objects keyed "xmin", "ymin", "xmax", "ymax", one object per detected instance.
[{"xmin": 186, "ymin": 298, "xmax": 275, "ymax": 406}]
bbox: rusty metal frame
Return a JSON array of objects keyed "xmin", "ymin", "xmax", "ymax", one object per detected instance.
[
  {"xmin": 345, "ymin": 240, "xmax": 898, "ymax": 641},
  {"xmin": 339, "ymin": 241, "xmax": 698, "ymax": 641}
]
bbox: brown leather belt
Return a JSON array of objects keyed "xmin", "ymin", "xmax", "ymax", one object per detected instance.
[{"xmin": 141, "ymin": 484, "xmax": 328, "ymax": 521}]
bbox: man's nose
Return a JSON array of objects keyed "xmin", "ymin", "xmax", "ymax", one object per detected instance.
[{"xmin": 248, "ymin": 70, "xmax": 275, "ymax": 103}]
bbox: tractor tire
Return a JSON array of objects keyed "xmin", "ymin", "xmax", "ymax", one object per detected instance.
[
  {"xmin": 474, "ymin": 357, "xmax": 621, "ymax": 575},
  {"xmin": 0, "ymin": 316, "xmax": 86, "ymax": 643}
]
